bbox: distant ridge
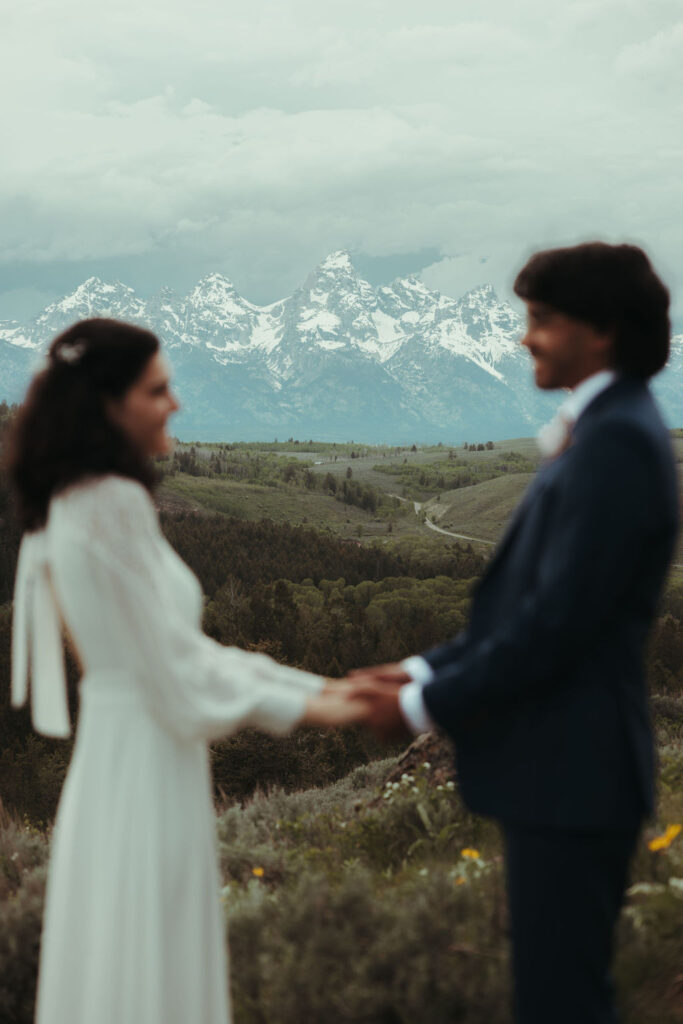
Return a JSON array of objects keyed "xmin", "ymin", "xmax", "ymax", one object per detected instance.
[{"xmin": 1, "ymin": 252, "xmax": 681, "ymax": 443}]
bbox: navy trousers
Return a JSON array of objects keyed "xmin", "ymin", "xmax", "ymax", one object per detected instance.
[{"xmin": 503, "ymin": 824, "xmax": 640, "ymax": 1024}]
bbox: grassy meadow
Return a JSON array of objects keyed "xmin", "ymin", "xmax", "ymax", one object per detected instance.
[
  {"xmin": 2, "ymin": 726, "xmax": 683, "ymax": 1023},
  {"xmin": 161, "ymin": 432, "xmax": 683, "ymax": 559},
  {"xmin": 0, "ymin": 423, "xmax": 682, "ymax": 1022}
]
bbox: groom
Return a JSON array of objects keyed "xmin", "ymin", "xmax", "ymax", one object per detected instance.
[{"xmin": 350, "ymin": 242, "xmax": 679, "ymax": 1023}]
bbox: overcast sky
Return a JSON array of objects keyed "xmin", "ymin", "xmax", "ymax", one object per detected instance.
[{"xmin": 2, "ymin": 0, "xmax": 682, "ymax": 322}]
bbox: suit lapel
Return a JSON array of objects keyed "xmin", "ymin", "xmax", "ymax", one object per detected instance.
[
  {"xmin": 477, "ymin": 378, "xmax": 644, "ymax": 590},
  {"xmin": 477, "ymin": 469, "xmax": 549, "ymax": 583}
]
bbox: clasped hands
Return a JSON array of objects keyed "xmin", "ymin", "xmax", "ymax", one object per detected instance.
[{"xmin": 303, "ymin": 662, "xmax": 413, "ymax": 741}]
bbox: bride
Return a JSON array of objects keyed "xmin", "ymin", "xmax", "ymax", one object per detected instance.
[{"xmin": 6, "ymin": 318, "xmax": 367, "ymax": 1024}]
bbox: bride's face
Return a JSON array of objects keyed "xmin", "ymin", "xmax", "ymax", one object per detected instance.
[{"xmin": 105, "ymin": 352, "xmax": 180, "ymax": 457}]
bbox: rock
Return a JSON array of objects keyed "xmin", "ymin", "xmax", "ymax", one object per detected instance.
[{"xmin": 383, "ymin": 731, "xmax": 456, "ymax": 789}]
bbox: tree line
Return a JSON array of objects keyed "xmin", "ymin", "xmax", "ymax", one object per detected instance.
[
  {"xmin": 0, "ymin": 478, "xmax": 487, "ymax": 821},
  {"xmin": 0, "ymin": 407, "xmax": 680, "ymax": 823},
  {"xmin": 373, "ymin": 450, "xmax": 536, "ymax": 496},
  {"xmin": 163, "ymin": 448, "xmax": 392, "ymax": 516}
]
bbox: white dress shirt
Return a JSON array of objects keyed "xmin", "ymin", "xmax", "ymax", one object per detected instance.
[{"xmin": 398, "ymin": 368, "xmax": 619, "ymax": 735}]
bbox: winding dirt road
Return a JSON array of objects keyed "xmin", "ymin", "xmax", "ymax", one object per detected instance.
[{"xmin": 390, "ymin": 494, "xmax": 496, "ymax": 547}]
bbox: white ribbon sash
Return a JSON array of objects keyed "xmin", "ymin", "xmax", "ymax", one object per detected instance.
[{"xmin": 11, "ymin": 530, "xmax": 71, "ymax": 738}]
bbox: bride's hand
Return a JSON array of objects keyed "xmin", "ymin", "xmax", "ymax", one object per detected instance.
[
  {"xmin": 321, "ymin": 678, "xmax": 356, "ymax": 697},
  {"xmin": 347, "ymin": 662, "xmax": 411, "ymax": 684},
  {"xmin": 301, "ymin": 693, "xmax": 370, "ymax": 728}
]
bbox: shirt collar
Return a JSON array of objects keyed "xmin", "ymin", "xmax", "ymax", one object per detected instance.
[{"xmin": 560, "ymin": 369, "xmax": 619, "ymax": 423}]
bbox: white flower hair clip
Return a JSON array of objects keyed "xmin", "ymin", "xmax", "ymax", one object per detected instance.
[{"xmin": 52, "ymin": 339, "xmax": 87, "ymax": 366}]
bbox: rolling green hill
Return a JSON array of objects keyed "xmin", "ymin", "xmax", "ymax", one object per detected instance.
[
  {"xmin": 0, "ymin": 425, "xmax": 681, "ymax": 1024},
  {"xmin": 161, "ymin": 431, "xmax": 683, "ymax": 562},
  {"xmin": 425, "ymin": 473, "xmax": 534, "ymax": 542}
]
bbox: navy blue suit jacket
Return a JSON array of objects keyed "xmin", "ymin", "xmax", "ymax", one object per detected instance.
[{"xmin": 421, "ymin": 377, "xmax": 679, "ymax": 830}]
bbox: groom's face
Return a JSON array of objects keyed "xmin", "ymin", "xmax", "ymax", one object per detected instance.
[{"xmin": 521, "ymin": 301, "xmax": 613, "ymax": 390}]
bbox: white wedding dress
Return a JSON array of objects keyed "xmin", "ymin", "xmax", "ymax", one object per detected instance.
[{"xmin": 11, "ymin": 473, "xmax": 323, "ymax": 1024}]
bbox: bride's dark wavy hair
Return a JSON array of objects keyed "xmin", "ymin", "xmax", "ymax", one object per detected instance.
[{"xmin": 3, "ymin": 318, "xmax": 161, "ymax": 531}]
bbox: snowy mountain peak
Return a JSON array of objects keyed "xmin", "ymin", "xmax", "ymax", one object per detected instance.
[
  {"xmin": 195, "ymin": 271, "xmax": 236, "ymax": 287},
  {"xmin": 446, "ymin": 285, "xmax": 523, "ymax": 365},
  {"xmin": 318, "ymin": 250, "xmax": 354, "ymax": 274},
  {"xmin": 384, "ymin": 275, "xmax": 437, "ymax": 306},
  {"xmin": 70, "ymin": 277, "xmax": 137, "ymax": 303},
  {"xmin": 190, "ymin": 273, "xmax": 239, "ymax": 304},
  {"xmin": 185, "ymin": 275, "xmax": 255, "ymax": 350},
  {"xmin": 1, "ymin": 258, "xmax": 680, "ymax": 441},
  {"xmin": 287, "ymin": 251, "xmax": 388, "ymax": 360},
  {"xmin": 34, "ymin": 278, "xmax": 146, "ymax": 331},
  {"xmin": 302, "ymin": 251, "xmax": 361, "ymax": 297},
  {"xmin": 459, "ymin": 283, "xmax": 498, "ymax": 305},
  {"xmin": 394, "ymin": 274, "xmax": 432, "ymax": 294}
]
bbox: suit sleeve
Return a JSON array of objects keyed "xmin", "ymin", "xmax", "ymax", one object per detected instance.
[
  {"xmin": 421, "ymin": 631, "xmax": 470, "ymax": 674},
  {"xmin": 422, "ymin": 420, "xmax": 670, "ymax": 727}
]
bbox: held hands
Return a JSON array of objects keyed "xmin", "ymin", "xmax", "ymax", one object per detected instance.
[
  {"xmin": 347, "ymin": 662, "xmax": 414, "ymax": 741},
  {"xmin": 344, "ymin": 678, "xmax": 412, "ymax": 742},
  {"xmin": 302, "ymin": 691, "xmax": 372, "ymax": 729},
  {"xmin": 302, "ymin": 678, "xmax": 377, "ymax": 728},
  {"xmin": 347, "ymin": 662, "xmax": 411, "ymax": 685},
  {"xmin": 301, "ymin": 665, "xmax": 413, "ymax": 742}
]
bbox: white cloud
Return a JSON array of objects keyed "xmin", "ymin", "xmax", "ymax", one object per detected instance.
[
  {"xmin": 0, "ymin": 0, "xmax": 682, "ymax": 318},
  {"xmin": 615, "ymin": 20, "xmax": 683, "ymax": 80}
]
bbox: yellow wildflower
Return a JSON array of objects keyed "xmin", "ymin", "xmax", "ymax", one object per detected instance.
[
  {"xmin": 461, "ymin": 848, "xmax": 480, "ymax": 860},
  {"xmin": 648, "ymin": 824, "xmax": 682, "ymax": 852},
  {"xmin": 252, "ymin": 866, "xmax": 265, "ymax": 877}
]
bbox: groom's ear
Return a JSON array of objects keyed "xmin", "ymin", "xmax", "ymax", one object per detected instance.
[{"xmin": 589, "ymin": 324, "xmax": 616, "ymax": 368}]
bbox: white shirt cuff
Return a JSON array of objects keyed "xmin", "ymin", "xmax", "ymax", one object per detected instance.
[
  {"xmin": 398, "ymin": 680, "xmax": 437, "ymax": 735},
  {"xmin": 401, "ymin": 655, "xmax": 435, "ymax": 686}
]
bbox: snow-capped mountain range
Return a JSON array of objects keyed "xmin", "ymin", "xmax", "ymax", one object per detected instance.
[{"xmin": 1, "ymin": 251, "xmax": 681, "ymax": 443}]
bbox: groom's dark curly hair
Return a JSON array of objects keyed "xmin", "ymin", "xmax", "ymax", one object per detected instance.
[{"xmin": 513, "ymin": 241, "xmax": 670, "ymax": 379}]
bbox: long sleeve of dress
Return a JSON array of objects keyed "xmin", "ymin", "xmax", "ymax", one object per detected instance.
[{"xmin": 14, "ymin": 475, "xmax": 325, "ymax": 742}]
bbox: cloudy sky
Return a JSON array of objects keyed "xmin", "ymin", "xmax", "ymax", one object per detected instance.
[{"xmin": 2, "ymin": 0, "xmax": 682, "ymax": 321}]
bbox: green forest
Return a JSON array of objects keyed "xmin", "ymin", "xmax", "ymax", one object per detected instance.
[{"xmin": 1, "ymin": 406, "xmax": 682, "ymax": 1023}]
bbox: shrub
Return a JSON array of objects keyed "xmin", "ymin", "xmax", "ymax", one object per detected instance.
[
  {"xmin": 228, "ymin": 866, "xmax": 509, "ymax": 1024},
  {"xmin": 2, "ymin": 756, "xmax": 683, "ymax": 1023}
]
